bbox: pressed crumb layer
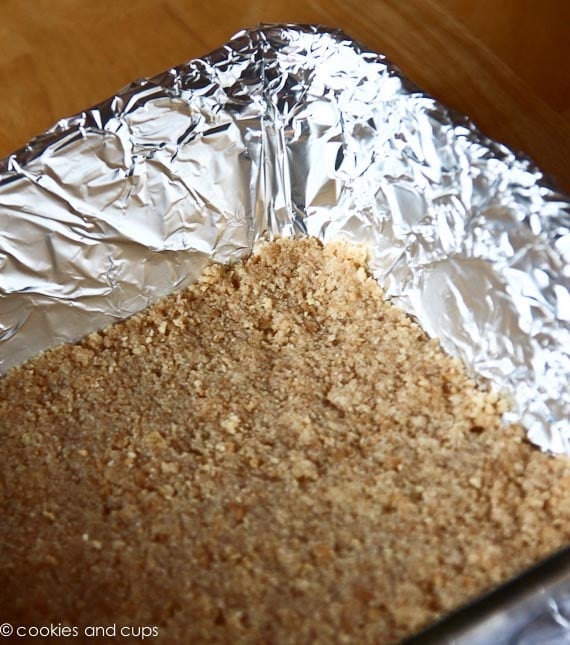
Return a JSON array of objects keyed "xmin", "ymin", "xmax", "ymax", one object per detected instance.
[{"xmin": 1, "ymin": 237, "xmax": 569, "ymax": 644}]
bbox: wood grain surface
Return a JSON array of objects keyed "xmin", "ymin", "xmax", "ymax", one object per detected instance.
[{"xmin": 0, "ymin": 0, "xmax": 569, "ymax": 191}]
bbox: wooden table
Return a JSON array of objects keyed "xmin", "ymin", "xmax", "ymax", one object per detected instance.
[{"xmin": 1, "ymin": 0, "xmax": 569, "ymax": 192}]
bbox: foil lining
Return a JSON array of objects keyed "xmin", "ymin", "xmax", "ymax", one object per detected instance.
[
  {"xmin": 404, "ymin": 546, "xmax": 570, "ymax": 645},
  {"xmin": 0, "ymin": 24, "xmax": 569, "ymax": 456}
]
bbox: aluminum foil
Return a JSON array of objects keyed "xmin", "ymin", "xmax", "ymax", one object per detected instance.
[
  {"xmin": 404, "ymin": 546, "xmax": 570, "ymax": 645},
  {"xmin": 0, "ymin": 24, "xmax": 569, "ymax": 456}
]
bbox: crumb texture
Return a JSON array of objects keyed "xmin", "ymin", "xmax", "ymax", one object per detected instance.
[{"xmin": 1, "ymin": 238, "xmax": 569, "ymax": 644}]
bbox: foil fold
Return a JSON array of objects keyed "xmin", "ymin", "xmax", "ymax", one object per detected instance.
[{"xmin": 0, "ymin": 24, "xmax": 569, "ymax": 455}]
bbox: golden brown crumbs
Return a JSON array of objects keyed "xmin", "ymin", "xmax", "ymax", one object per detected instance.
[{"xmin": 0, "ymin": 237, "xmax": 569, "ymax": 644}]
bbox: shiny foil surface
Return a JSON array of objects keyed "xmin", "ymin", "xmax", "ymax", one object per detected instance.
[
  {"xmin": 404, "ymin": 547, "xmax": 570, "ymax": 645},
  {"xmin": 0, "ymin": 24, "xmax": 569, "ymax": 459}
]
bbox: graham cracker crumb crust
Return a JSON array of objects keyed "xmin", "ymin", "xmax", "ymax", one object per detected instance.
[{"xmin": 1, "ymin": 237, "xmax": 569, "ymax": 644}]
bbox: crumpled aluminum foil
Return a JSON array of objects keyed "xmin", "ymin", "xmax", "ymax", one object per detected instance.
[{"xmin": 0, "ymin": 25, "xmax": 569, "ymax": 458}]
